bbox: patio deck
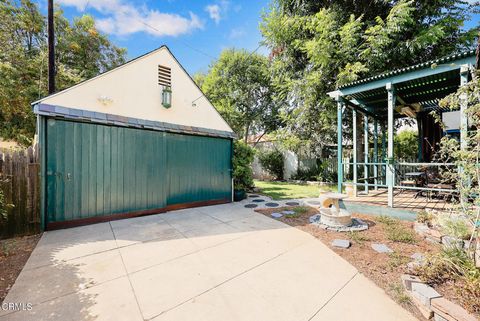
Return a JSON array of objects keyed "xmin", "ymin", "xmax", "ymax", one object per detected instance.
[{"xmin": 347, "ymin": 188, "xmax": 455, "ymax": 210}]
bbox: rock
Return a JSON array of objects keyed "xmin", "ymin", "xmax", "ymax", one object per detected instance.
[
  {"xmin": 331, "ymin": 239, "xmax": 351, "ymax": 249},
  {"xmin": 426, "ymin": 229, "xmax": 444, "ymax": 243},
  {"xmin": 434, "ymin": 313, "xmax": 449, "ymax": 321},
  {"xmin": 271, "ymin": 213, "xmax": 283, "ymax": 218},
  {"xmin": 409, "ymin": 293, "xmax": 434, "ymax": 320},
  {"xmin": 414, "ymin": 222, "xmax": 430, "ymax": 236},
  {"xmin": 371, "ymin": 243, "xmax": 393, "ymax": 253},
  {"xmin": 431, "ymin": 297, "xmax": 478, "ymax": 321},
  {"xmin": 401, "ymin": 274, "xmax": 422, "ymax": 291},
  {"xmin": 407, "ymin": 261, "xmax": 421, "ymax": 271},
  {"xmin": 281, "ymin": 210, "xmax": 295, "ymax": 215},
  {"xmin": 411, "ymin": 252, "xmax": 425, "ymax": 263},
  {"xmin": 411, "ymin": 282, "xmax": 442, "ymax": 308},
  {"xmin": 442, "ymin": 236, "xmax": 464, "ymax": 250}
]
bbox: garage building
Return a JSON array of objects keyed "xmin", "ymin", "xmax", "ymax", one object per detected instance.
[{"xmin": 32, "ymin": 46, "xmax": 235, "ymax": 230}]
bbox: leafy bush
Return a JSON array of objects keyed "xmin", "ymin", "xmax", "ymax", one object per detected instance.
[
  {"xmin": 258, "ymin": 149, "xmax": 284, "ymax": 180},
  {"xmin": 415, "ymin": 249, "xmax": 480, "ymax": 313},
  {"xmin": 438, "ymin": 215, "xmax": 472, "ymax": 240},
  {"xmin": 292, "ymin": 160, "xmax": 337, "ymax": 182},
  {"xmin": 233, "ymin": 140, "xmax": 255, "ymax": 191},
  {"xmin": 416, "ymin": 210, "xmax": 433, "ymax": 224}
]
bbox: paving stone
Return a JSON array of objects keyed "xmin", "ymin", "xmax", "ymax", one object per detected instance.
[
  {"xmin": 252, "ymin": 199, "xmax": 265, "ymax": 203},
  {"xmin": 265, "ymin": 202, "xmax": 279, "ymax": 207},
  {"xmin": 401, "ymin": 274, "xmax": 422, "ymax": 291},
  {"xmin": 411, "ymin": 282, "xmax": 442, "ymax": 307},
  {"xmin": 431, "ymin": 297, "xmax": 478, "ymax": 321},
  {"xmin": 244, "ymin": 204, "xmax": 258, "ymax": 208},
  {"xmin": 371, "ymin": 243, "xmax": 393, "ymax": 253},
  {"xmin": 409, "ymin": 293, "xmax": 434, "ymax": 320},
  {"xmin": 434, "ymin": 313, "xmax": 449, "ymax": 321},
  {"xmin": 248, "ymin": 194, "xmax": 260, "ymax": 198},
  {"xmin": 331, "ymin": 239, "xmax": 350, "ymax": 249},
  {"xmin": 285, "ymin": 202, "xmax": 300, "ymax": 206},
  {"xmin": 271, "ymin": 213, "xmax": 283, "ymax": 219}
]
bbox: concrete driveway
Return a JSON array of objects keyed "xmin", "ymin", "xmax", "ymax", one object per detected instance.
[{"xmin": 0, "ymin": 202, "xmax": 417, "ymax": 321}]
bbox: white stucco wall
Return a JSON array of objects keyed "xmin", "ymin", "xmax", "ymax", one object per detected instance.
[{"xmin": 35, "ymin": 46, "xmax": 233, "ymax": 133}]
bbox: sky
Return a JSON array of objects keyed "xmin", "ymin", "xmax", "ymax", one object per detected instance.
[
  {"xmin": 45, "ymin": 0, "xmax": 479, "ymax": 76},
  {"xmin": 51, "ymin": 0, "xmax": 271, "ymax": 75}
]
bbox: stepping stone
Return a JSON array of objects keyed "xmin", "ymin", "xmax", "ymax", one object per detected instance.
[
  {"xmin": 281, "ymin": 210, "xmax": 295, "ymax": 215},
  {"xmin": 252, "ymin": 199, "xmax": 265, "ymax": 203},
  {"xmin": 271, "ymin": 213, "xmax": 283, "ymax": 218},
  {"xmin": 332, "ymin": 239, "xmax": 351, "ymax": 249},
  {"xmin": 244, "ymin": 204, "xmax": 258, "ymax": 208},
  {"xmin": 285, "ymin": 202, "xmax": 300, "ymax": 206},
  {"xmin": 265, "ymin": 202, "xmax": 279, "ymax": 207},
  {"xmin": 249, "ymin": 194, "xmax": 260, "ymax": 198},
  {"xmin": 371, "ymin": 243, "xmax": 393, "ymax": 253}
]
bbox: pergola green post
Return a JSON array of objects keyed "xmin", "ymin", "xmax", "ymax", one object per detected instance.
[
  {"xmin": 352, "ymin": 109, "xmax": 358, "ymax": 196},
  {"xmin": 386, "ymin": 82, "xmax": 395, "ymax": 207},
  {"xmin": 364, "ymin": 114, "xmax": 369, "ymax": 194},
  {"xmin": 337, "ymin": 98, "xmax": 344, "ymax": 193},
  {"xmin": 416, "ymin": 115, "xmax": 423, "ymax": 161},
  {"xmin": 460, "ymin": 65, "xmax": 469, "ymax": 150},
  {"xmin": 373, "ymin": 119, "xmax": 378, "ymax": 190},
  {"xmin": 381, "ymin": 122, "xmax": 386, "ymax": 185}
]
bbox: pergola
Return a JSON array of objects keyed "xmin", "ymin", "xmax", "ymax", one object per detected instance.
[{"xmin": 328, "ymin": 50, "xmax": 476, "ymax": 208}]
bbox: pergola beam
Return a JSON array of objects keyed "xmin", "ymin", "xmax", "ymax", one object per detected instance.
[{"xmin": 336, "ymin": 56, "xmax": 474, "ymax": 96}]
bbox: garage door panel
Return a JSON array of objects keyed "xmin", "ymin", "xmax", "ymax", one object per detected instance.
[{"xmin": 46, "ymin": 119, "xmax": 231, "ymax": 225}]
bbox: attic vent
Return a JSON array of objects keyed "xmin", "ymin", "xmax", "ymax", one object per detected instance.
[{"xmin": 158, "ymin": 65, "xmax": 171, "ymax": 86}]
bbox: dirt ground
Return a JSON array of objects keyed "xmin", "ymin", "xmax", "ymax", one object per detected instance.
[
  {"xmin": 0, "ymin": 234, "xmax": 41, "ymax": 303},
  {"xmin": 256, "ymin": 206, "xmax": 441, "ymax": 321}
]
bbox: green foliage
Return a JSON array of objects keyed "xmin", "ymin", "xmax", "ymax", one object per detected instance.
[
  {"xmin": 0, "ymin": 0, "xmax": 126, "ymax": 144},
  {"xmin": 394, "ymin": 130, "xmax": 418, "ymax": 161},
  {"xmin": 292, "ymin": 160, "xmax": 337, "ymax": 182},
  {"xmin": 378, "ymin": 216, "xmax": 417, "ymax": 243},
  {"xmin": 261, "ymin": 0, "xmax": 477, "ymax": 155},
  {"xmin": 0, "ymin": 179, "xmax": 13, "ymax": 220},
  {"xmin": 258, "ymin": 149, "xmax": 284, "ymax": 180},
  {"xmin": 415, "ymin": 248, "xmax": 480, "ymax": 313},
  {"xmin": 438, "ymin": 215, "xmax": 472, "ymax": 240},
  {"xmin": 348, "ymin": 231, "xmax": 370, "ymax": 244},
  {"xmin": 387, "ymin": 252, "xmax": 410, "ymax": 270},
  {"xmin": 200, "ymin": 49, "xmax": 282, "ymax": 141},
  {"xmin": 435, "ymin": 69, "xmax": 480, "ymax": 255},
  {"xmin": 232, "ymin": 140, "xmax": 255, "ymax": 191}
]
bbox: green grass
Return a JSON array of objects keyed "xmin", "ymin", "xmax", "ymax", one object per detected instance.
[
  {"xmin": 378, "ymin": 215, "xmax": 417, "ymax": 244},
  {"xmin": 254, "ymin": 180, "xmax": 335, "ymax": 200}
]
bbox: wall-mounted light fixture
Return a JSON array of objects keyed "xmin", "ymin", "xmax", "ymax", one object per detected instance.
[
  {"xmin": 162, "ymin": 86, "xmax": 172, "ymax": 108},
  {"xmin": 97, "ymin": 95, "xmax": 113, "ymax": 106}
]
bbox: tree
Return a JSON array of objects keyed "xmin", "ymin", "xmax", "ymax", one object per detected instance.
[
  {"xmin": 0, "ymin": 0, "xmax": 126, "ymax": 145},
  {"xmin": 260, "ymin": 0, "xmax": 478, "ymax": 156},
  {"xmin": 199, "ymin": 49, "xmax": 282, "ymax": 142},
  {"xmin": 395, "ymin": 130, "xmax": 418, "ymax": 161}
]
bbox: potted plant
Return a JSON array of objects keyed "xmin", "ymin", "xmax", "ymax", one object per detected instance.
[{"xmin": 232, "ymin": 140, "xmax": 255, "ymax": 201}]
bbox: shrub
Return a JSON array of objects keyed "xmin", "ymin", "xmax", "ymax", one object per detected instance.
[
  {"xmin": 415, "ymin": 249, "xmax": 480, "ymax": 313},
  {"xmin": 233, "ymin": 140, "xmax": 255, "ymax": 191},
  {"xmin": 438, "ymin": 215, "xmax": 472, "ymax": 240},
  {"xmin": 378, "ymin": 216, "xmax": 417, "ymax": 244},
  {"xmin": 258, "ymin": 149, "xmax": 284, "ymax": 180}
]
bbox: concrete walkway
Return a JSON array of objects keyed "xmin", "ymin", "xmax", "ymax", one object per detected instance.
[{"xmin": 0, "ymin": 202, "xmax": 417, "ymax": 321}]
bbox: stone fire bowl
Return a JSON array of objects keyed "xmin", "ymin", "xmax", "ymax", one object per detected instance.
[{"xmin": 319, "ymin": 208, "xmax": 352, "ymax": 227}]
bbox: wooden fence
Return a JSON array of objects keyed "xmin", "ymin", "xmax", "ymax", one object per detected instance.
[{"xmin": 0, "ymin": 147, "xmax": 40, "ymax": 239}]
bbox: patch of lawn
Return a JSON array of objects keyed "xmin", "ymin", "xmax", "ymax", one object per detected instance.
[{"xmin": 254, "ymin": 180, "xmax": 335, "ymax": 200}]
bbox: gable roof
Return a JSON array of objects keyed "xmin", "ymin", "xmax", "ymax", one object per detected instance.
[{"xmin": 32, "ymin": 45, "xmax": 233, "ymax": 134}]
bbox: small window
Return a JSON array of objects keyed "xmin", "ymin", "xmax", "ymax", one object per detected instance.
[{"xmin": 158, "ymin": 65, "xmax": 171, "ymax": 86}]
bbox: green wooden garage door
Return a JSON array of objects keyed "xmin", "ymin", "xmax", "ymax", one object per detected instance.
[{"xmin": 45, "ymin": 119, "xmax": 232, "ymax": 225}]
